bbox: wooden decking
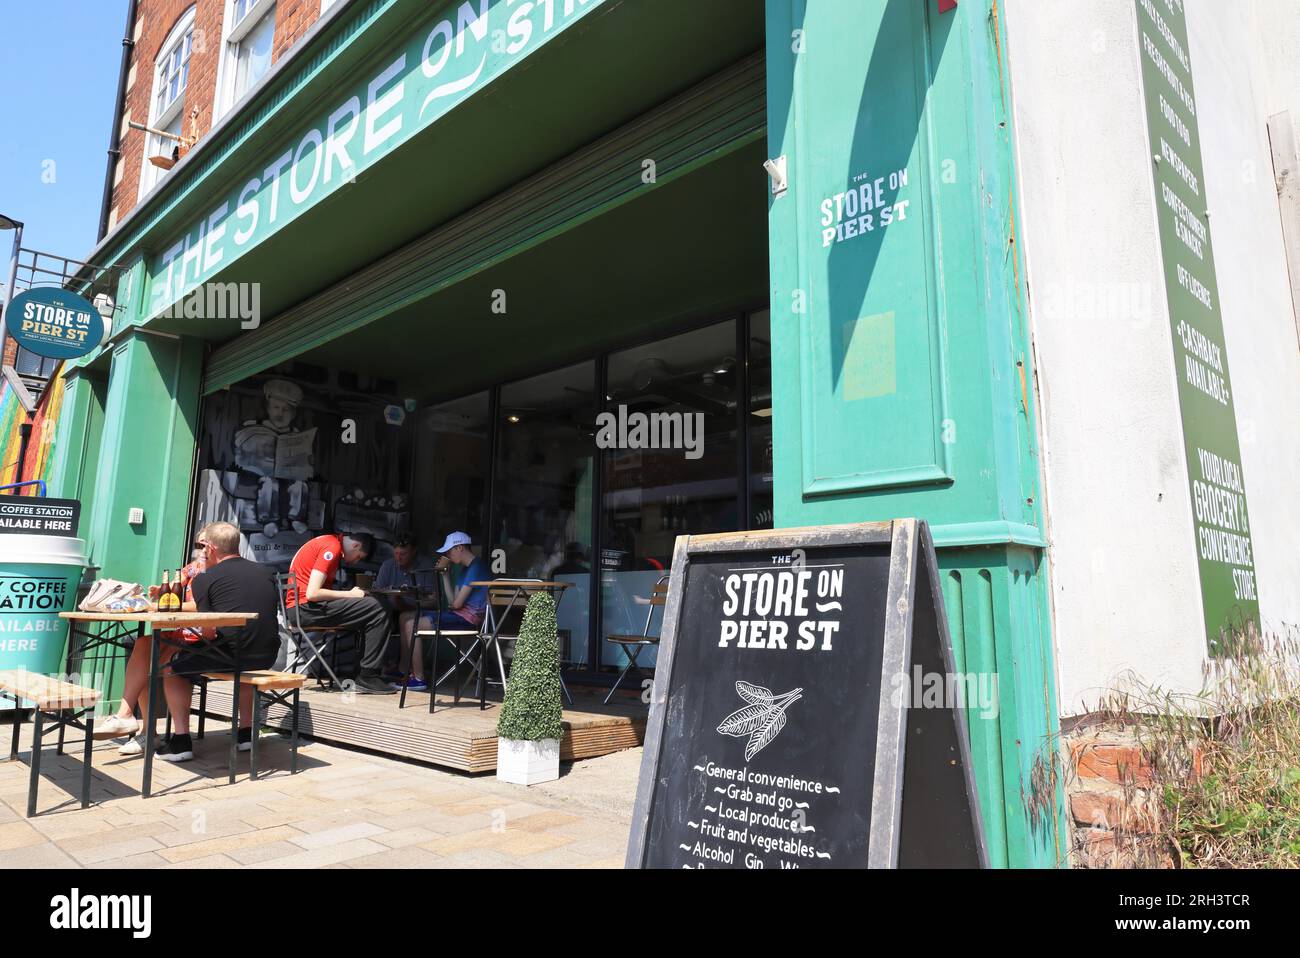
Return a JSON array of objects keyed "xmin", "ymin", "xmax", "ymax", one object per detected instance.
[{"xmin": 196, "ymin": 683, "xmax": 646, "ymax": 773}]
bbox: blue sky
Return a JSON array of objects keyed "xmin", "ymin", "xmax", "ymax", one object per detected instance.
[{"xmin": 0, "ymin": 1, "xmax": 128, "ymax": 265}]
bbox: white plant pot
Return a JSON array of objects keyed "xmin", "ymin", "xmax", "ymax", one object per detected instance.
[{"xmin": 496, "ymin": 737, "xmax": 560, "ymax": 785}]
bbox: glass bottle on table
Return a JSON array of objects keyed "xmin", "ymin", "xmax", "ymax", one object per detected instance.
[
  {"xmin": 160, "ymin": 571, "xmax": 180, "ymax": 612},
  {"xmin": 169, "ymin": 569, "xmax": 185, "ymax": 611}
]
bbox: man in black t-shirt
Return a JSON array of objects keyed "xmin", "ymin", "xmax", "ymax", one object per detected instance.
[{"xmin": 158, "ymin": 521, "xmax": 280, "ymax": 762}]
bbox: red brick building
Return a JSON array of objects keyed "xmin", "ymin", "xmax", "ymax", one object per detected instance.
[{"xmin": 106, "ymin": 0, "xmax": 336, "ymax": 231}]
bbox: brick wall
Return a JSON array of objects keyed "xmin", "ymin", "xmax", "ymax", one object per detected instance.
[
  {"xmin": 108, "ymin": 0, "xmax": 325, "ymax": 231},
  {"xmin": 1064, "ymin": 721, "xmax": 1207, "ymax": 868}
]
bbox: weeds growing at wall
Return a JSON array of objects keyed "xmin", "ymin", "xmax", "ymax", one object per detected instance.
[{"xmin": 1079, "ymin": 625, "xmax": 1300, "ymax": 868}]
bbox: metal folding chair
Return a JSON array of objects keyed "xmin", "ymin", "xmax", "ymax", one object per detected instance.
[
  {"xmin": 274, "ymin": 572, "xmax": 349, "ymax": 690},
  {"xmin": 603, "ymin": 575, "xmax": 669, "ymax": 704}
]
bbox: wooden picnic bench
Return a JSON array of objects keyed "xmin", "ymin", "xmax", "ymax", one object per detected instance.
[
  {"xmin": 0, "ymin": 669, "xmax": 102, "ymax": 817},
  {"xmin": 197, "ymin": 670, "xmax": 308, "ymax": 779}
]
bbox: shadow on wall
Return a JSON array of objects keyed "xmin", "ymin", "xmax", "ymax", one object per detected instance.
[{"xmin": 826, "ymin": 0, "xmax": 953, "ymax": 392}]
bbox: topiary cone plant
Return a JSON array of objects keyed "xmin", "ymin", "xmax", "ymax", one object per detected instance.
[{"xmin": 496, "ymin": 591, "xmax": 564, "ymax": 784}]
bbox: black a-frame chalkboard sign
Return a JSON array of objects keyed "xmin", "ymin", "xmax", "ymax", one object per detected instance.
[{"xmin": 625, "ymin": 519, "xmax": 988, "ymax": 868}]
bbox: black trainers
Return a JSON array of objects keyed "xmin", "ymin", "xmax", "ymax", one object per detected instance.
[
  {"xmin": 158, "ymin": 734, "xmax": 194, "ymax": 762},
  {"xmin": 237, "ymin": 727, "xmax": 253, "ymax": 752},
  {"xmin": 355, "ymin": 673, "xmax": 396, "ymax": 695}
]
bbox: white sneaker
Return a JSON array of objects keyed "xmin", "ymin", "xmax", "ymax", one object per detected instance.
[
  {"xmin": 95, "ymin": 714, "xmax": 141, "ymax": 738},
  {"xmin": 118, "ymin": 736, "xmax": 142, "ymax": 756}
]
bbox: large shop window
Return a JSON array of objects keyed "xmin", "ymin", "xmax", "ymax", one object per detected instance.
[
  {"xmin": 413, "ymin": 392, "xmax": 490, "ymax": 550},
  {"xmin": 490, "ymin": 362, "xmax": 597, "ymax": 669},
  {"xmin": 192, "ymin": 312, "xmax": 773, "ymax": 681},
  {"xmin": 599, "ymin": 321, "xmax": 740, "ymax": 672}
]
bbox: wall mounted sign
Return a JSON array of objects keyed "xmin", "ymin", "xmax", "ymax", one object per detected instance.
[
  {"xmin": 1134, "ymin": 0, "xmax": 1261, "ymax": 650},
  {"xmin": 626, "ymin": 519, "xmax": 987, "ymax": 868},
  {"xmin": 0, "ymin": 496, "xmax": 80, "ymax": 536},
  {"xmin": 3, "ymin": 288, "xmax": 104, "ymax": 360}
]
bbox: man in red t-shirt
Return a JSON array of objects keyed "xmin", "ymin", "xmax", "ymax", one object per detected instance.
[{"xmin": 286, "ymin": 532, "xmax": 394, "ymax": 694}]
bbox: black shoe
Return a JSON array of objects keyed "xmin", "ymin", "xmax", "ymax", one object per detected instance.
[
  {"xmin": 237, "ymin": 727, "xmax": 253, "ymax": 752},
  {"xmin": 355, "ymin": 673, "xmax": 396, "ymax": 695},
  {"xmin": 158, "ymin": 734, "xmax": 194, "ymax": 763}
]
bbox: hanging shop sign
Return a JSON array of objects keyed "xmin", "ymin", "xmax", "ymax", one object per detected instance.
[
  {"xmin": 148, "ymin": 0, "xmax": 605, "ymax": 316},
  {"xmin": 1134, "ymin": 0, "xmax": 1261, "ymax": 650},
  {"xmin": 3, "ymin": 287, "xmax": 104, "ymax": 361},
  {"xmin": 625, "ymin": 519, "xmax": 987, "ymax": 869}
]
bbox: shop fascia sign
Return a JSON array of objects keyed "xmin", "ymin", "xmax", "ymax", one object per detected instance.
[{"xmin": 147, "ymin": 0, "xmax": 603, "ymax": 319}]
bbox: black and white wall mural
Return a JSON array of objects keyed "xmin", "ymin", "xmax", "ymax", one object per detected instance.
[{"xmin": 194, "ymin": 362, "xmax": 412, "ymax": 571}]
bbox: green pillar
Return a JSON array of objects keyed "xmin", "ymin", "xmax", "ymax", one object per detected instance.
[
  {"xmin": 764, "ymin": 0, "xmax": 1067, "ymax": 866},
  {"xmin": 85, "ymin": 329, "xmax": 204, "ymax": 588}
]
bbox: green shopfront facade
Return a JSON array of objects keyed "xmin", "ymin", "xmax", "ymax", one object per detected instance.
[{"xmin": 48, "ymin": 0, "xmax": 1065, "ymax": 867}]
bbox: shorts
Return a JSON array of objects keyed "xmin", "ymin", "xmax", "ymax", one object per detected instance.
[{"xmin": 168, "ymin": 645, "xmax": 277, "ymax": 677}]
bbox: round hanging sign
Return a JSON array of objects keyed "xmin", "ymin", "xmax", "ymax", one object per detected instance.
[{"xmin": 4, "ymin": 287, "xmax": 105, "ymax": 360}]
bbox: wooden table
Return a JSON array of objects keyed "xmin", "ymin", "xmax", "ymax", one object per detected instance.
[{"xmin": 59, "ymin": 611, "xmax": 260, "ymax": 799}]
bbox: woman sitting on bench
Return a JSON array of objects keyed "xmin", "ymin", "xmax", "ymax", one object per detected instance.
[{"xmin": 93, "ymin": 544, "xmax": 215, "ymax": 756}]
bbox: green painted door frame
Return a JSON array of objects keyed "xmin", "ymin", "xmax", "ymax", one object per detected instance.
[{"xmin": 764, "ymin": 0, "xmax": 1067, "ymax": 866}]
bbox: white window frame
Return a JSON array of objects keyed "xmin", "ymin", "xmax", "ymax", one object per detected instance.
[
  {"xmin": 139, "ymin": 7, "xmax": 196, "ymax": 198},
  {"xmin": 213, "ymin": 0, "xmax": 278, "ymax": 120}
]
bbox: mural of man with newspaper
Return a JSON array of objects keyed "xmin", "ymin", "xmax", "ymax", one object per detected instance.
[{"xmin": 233, "ymin": 378, "xmax": 315, "ymax": 538}]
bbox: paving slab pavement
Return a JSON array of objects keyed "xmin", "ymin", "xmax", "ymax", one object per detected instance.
[{"xmin": 0, "ymin": 713, "xmax": 639, "ymax": 869}]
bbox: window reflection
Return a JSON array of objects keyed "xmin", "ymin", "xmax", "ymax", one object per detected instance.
[
  {"xmin": 415, "ymin": 392, "xmax": 489, "ymax": 548},
  {"xmin": 491, "ymin": 362, "xmax": 596, "ymax": 667},
  {"xmin": 599, "ymin": 321, "xmax": 739, "ymax": 672}
]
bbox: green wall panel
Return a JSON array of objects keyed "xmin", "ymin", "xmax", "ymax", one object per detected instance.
[
  {"xmin": 85, "ymin": 332, "xmax": 203, "ymax": 588},
  {"xmin": 765, "ymin": 0, "xmax": 1066, "ymax": 867}
]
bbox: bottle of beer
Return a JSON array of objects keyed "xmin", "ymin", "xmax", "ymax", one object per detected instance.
[
  {"xmin": 169, "ymin": 571, "xmax": 183, "ymax": 611},
  {"xmin": 159, "ymin": 571, "xmax": 179, "ymax": 611}
]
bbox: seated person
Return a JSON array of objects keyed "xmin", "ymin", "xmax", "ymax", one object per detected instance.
[
  {"xmin": 155, "ymin": 521, "xmax": 281, "ymax": 762},
  {"xmin": 94, "ymin": 542, "xmax": 215, "ymax": 757},
  {"xmin": 285, "ymin": 530, "xmax": 394, "ymax": 694},
  {"xmin": 412, "ymin": 532, "xmax": 493, "ymax": 690},
  {"xmin": 373, "ymin": 534, "xmax": 437, "ymax": 690},
  {"xmin": 431, "ymin": 531, "xmax": 492, "ymax": 631}
]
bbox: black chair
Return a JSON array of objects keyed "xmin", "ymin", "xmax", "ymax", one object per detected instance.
[
  {"xmin": 603, "ymin": 575, "xmax": 669, "ymax": 705},
  {"xmin": 274, "ymin": 572, "xmax": 361, "ymax": 690}
]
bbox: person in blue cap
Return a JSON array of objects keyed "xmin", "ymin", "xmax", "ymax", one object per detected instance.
[{"xmin": 432, "ymin": 531, "xmax": 492, "ymax": 630}]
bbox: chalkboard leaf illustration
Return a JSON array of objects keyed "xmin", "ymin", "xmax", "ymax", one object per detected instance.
[
  {"xmin": 717, "ymin": 701, "xmax": 773, "ymax": 737},
  {"xmin": 718, "ymin": 683, "xmax": 802, "ymax": 760},
  {"xmin": 735, "ymin": 680, "xmax": 775, "ymax": 706},
  {"xmin": 746, "ymin": 702, "xmax": 797, "ymax": 761}
]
